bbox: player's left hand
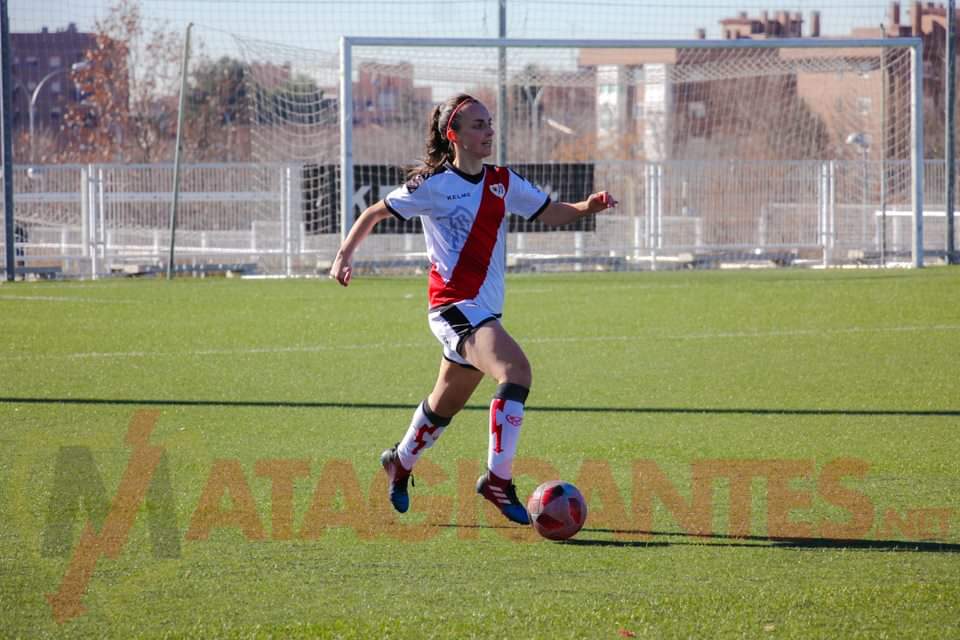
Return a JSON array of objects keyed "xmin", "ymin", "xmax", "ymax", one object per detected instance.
[{"xmin": 587, "ymin": 191, "xmax": 618, "ymax": 213}]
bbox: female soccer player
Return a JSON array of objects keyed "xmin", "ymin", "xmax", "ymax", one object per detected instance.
[{"xmin": 330, "ymin": 94, "xmax": 617, "ymax": 525}]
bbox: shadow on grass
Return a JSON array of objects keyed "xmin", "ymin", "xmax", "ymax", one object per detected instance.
[
  {"xmin": 573, "ymin": 527, "xmax": 960, "ymax": 552},
  {"xmin": 1, "ymin": 396, "xmax": 958, "ymax": 418},
  {"xmin": 432, "ymin": 524, "xmax": 958, "ymax": 552}
]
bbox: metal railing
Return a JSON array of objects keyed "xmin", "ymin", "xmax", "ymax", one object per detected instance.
[{"xmin": 2, "ymin": 159, "xmax": 957, "ymax": 278}]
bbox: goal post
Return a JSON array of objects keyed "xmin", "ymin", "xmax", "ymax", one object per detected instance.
[
  {"xmin": 310, "ymin": 36, "xmax": 929, "ymax": 268},
  {"xmin": 339, "ymin": 35, "xmax": 353, "ymax": 246}
]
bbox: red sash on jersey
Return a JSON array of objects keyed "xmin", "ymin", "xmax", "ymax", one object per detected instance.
[{"xmin": 428, "ymin": 166, "xmax": 509, "ymax": 307}]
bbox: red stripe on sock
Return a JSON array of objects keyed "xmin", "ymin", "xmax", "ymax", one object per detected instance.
[
  {"xmin": 490, "ymin": 397, "xmax": 506, "ymax": 454},
  {"xmin": 410, "ymin": 423, "xmax": 441, "ymax": 455}
]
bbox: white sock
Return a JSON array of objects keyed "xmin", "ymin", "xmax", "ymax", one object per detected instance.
[
  {"xmin": 487, "ymin": 383, "xmax": 530, "ymax": 480},
  {"xmin": 397, "ymin": 399, "xmax": 452, "ymax": 470}
]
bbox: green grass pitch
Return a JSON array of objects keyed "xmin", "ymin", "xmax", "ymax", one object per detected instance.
[{"xmin": 1, "ymin": 268, "xmax": 959, "ymax": 638}]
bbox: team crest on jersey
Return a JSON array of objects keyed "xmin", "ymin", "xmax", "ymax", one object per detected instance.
[
  {"xmin": 404, "ymin": 174, "xmax": 425, "ymax": 193},
  {"xmin": 489, "ymin": 183, "xmax": 506, "ymax": 199}
]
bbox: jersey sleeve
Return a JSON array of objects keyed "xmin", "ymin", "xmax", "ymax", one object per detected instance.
[
  {"xmin": 384, "ymin": 173, "xmax": 433, "ymax": 221},
  {"xmin": 505, "ymin": 168, "xmax": 551, "ymax": 221}
]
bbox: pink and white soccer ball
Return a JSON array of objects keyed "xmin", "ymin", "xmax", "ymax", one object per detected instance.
[{"xmin": 527, "ymin": 480, "xmax": 588, "ymax": 541}]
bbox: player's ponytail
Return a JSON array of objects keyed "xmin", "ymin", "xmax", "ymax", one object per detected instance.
[{"xmin": 409, "ymin": 94, "xmax": 475, "ymax": 178}]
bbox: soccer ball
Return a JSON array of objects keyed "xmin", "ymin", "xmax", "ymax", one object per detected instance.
[{"xmin": 527, "ymin": 481, "xmax": 588, "ymax": 541}]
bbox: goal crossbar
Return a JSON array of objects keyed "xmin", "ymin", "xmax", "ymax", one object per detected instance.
[{"xmin": 342, "ymin": 36, "xmax": 919, "ymax": 50}]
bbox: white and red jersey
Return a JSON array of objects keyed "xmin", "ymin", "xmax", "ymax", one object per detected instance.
[{"xmin": 384, "ymin": 163, "xmax": 550, "ymax": 313}]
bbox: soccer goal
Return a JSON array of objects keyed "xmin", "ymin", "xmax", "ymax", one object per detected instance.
[{"xmin": 239, "ymin": 35, "xmax": 925, "ymax": 271}]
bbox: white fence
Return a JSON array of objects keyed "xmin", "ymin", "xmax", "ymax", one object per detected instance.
[
  {"xmin": 5, "ymin": 163, "xmax": 320, "ymax": 278},
  {"xmin": 2, "ymin": 160, "xmax": 957, "ymax": 278}
]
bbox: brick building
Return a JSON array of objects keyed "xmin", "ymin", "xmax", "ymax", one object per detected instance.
[
  {"xmin": 10, "ymin": 23, "xmax": 94, "ymax": 134},
  {"xmin": 352, "ymin": 62, "xmax": 433, "ymax": 127},
  {"xmin": 577, "ymin": 2, "xmax": 959, "ymax": 162}
]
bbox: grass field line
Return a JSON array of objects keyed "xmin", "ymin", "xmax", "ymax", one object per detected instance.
[
  {"xmin": 2, "ymin": 322, "xmax": 958, "ymax": 362},
  {"xmin": 0, "ymin": 342, "xmax": 414, "ymax": 361},
  {"xmin": 526, "ymin": 323, "xmax": 960, "ymax": 344},
  {"xmin": 653, "ymin": 323, "xmax": 960, "ymax": 340},
  {"xmin": 510, "ymin": 283, "xmax": 693, "ymax": 294},
  {"xmin": 0, "ymin": 294, "xmax": 139, "ymax": 304}
]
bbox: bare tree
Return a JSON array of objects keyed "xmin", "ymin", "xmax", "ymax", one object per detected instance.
[{"xmin": 59, "ymin": 0, "xmax": 182, "ymax": 162}]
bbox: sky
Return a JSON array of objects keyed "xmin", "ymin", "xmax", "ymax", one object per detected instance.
[
  {"xmin": 12, "ymin": 0, "xmax": 893, "ymax": 54},
  {"xmin": 9, "ymin": 0, "xmax": 896, "ymax": 102}
]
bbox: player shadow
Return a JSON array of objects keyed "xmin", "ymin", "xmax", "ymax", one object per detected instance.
[
  {"xmin": 432, "ymin": 523, "xmax": 672, "ymax": 546},
  {"xmin": 1, "ymin": 396, "xmax": 958, "ymax": 418},
  {"xmin": 434, "ymin": 523, "xmax": 528, "ymax": 532},
  {"xmin": 572, "ymin": 527, "xmax": 960, "ymax": 553}
]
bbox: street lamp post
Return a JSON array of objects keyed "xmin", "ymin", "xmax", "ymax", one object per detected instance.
[
  {"xmin": 28, "ymin": 60, "xmax": 90, "ymax": 165},
  {"xmin": 846, "ymin": 132, "xmax": 872, "ymax": 261},
  {"xmin": 521, "ymin": 84, "xmax": 544, "ymax": 161}
]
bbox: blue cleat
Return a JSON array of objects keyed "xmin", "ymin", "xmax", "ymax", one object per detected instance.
[
  {"xmin": 476, "ymin": 471, "xmax": 530, "ymax": 525},
  {"xmin": 380, "ymin": 445, "xmax": 412, "ymax": 514}
]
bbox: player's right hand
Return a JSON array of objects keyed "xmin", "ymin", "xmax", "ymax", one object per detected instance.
[{"xmin": 329, "ymin": 252, "xmax": 353, "ymax": 286}]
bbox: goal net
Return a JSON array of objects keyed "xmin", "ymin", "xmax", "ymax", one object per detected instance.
[{"xmin": 235, "ymin": 36, "xmax": 923, "ymax": 273}]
